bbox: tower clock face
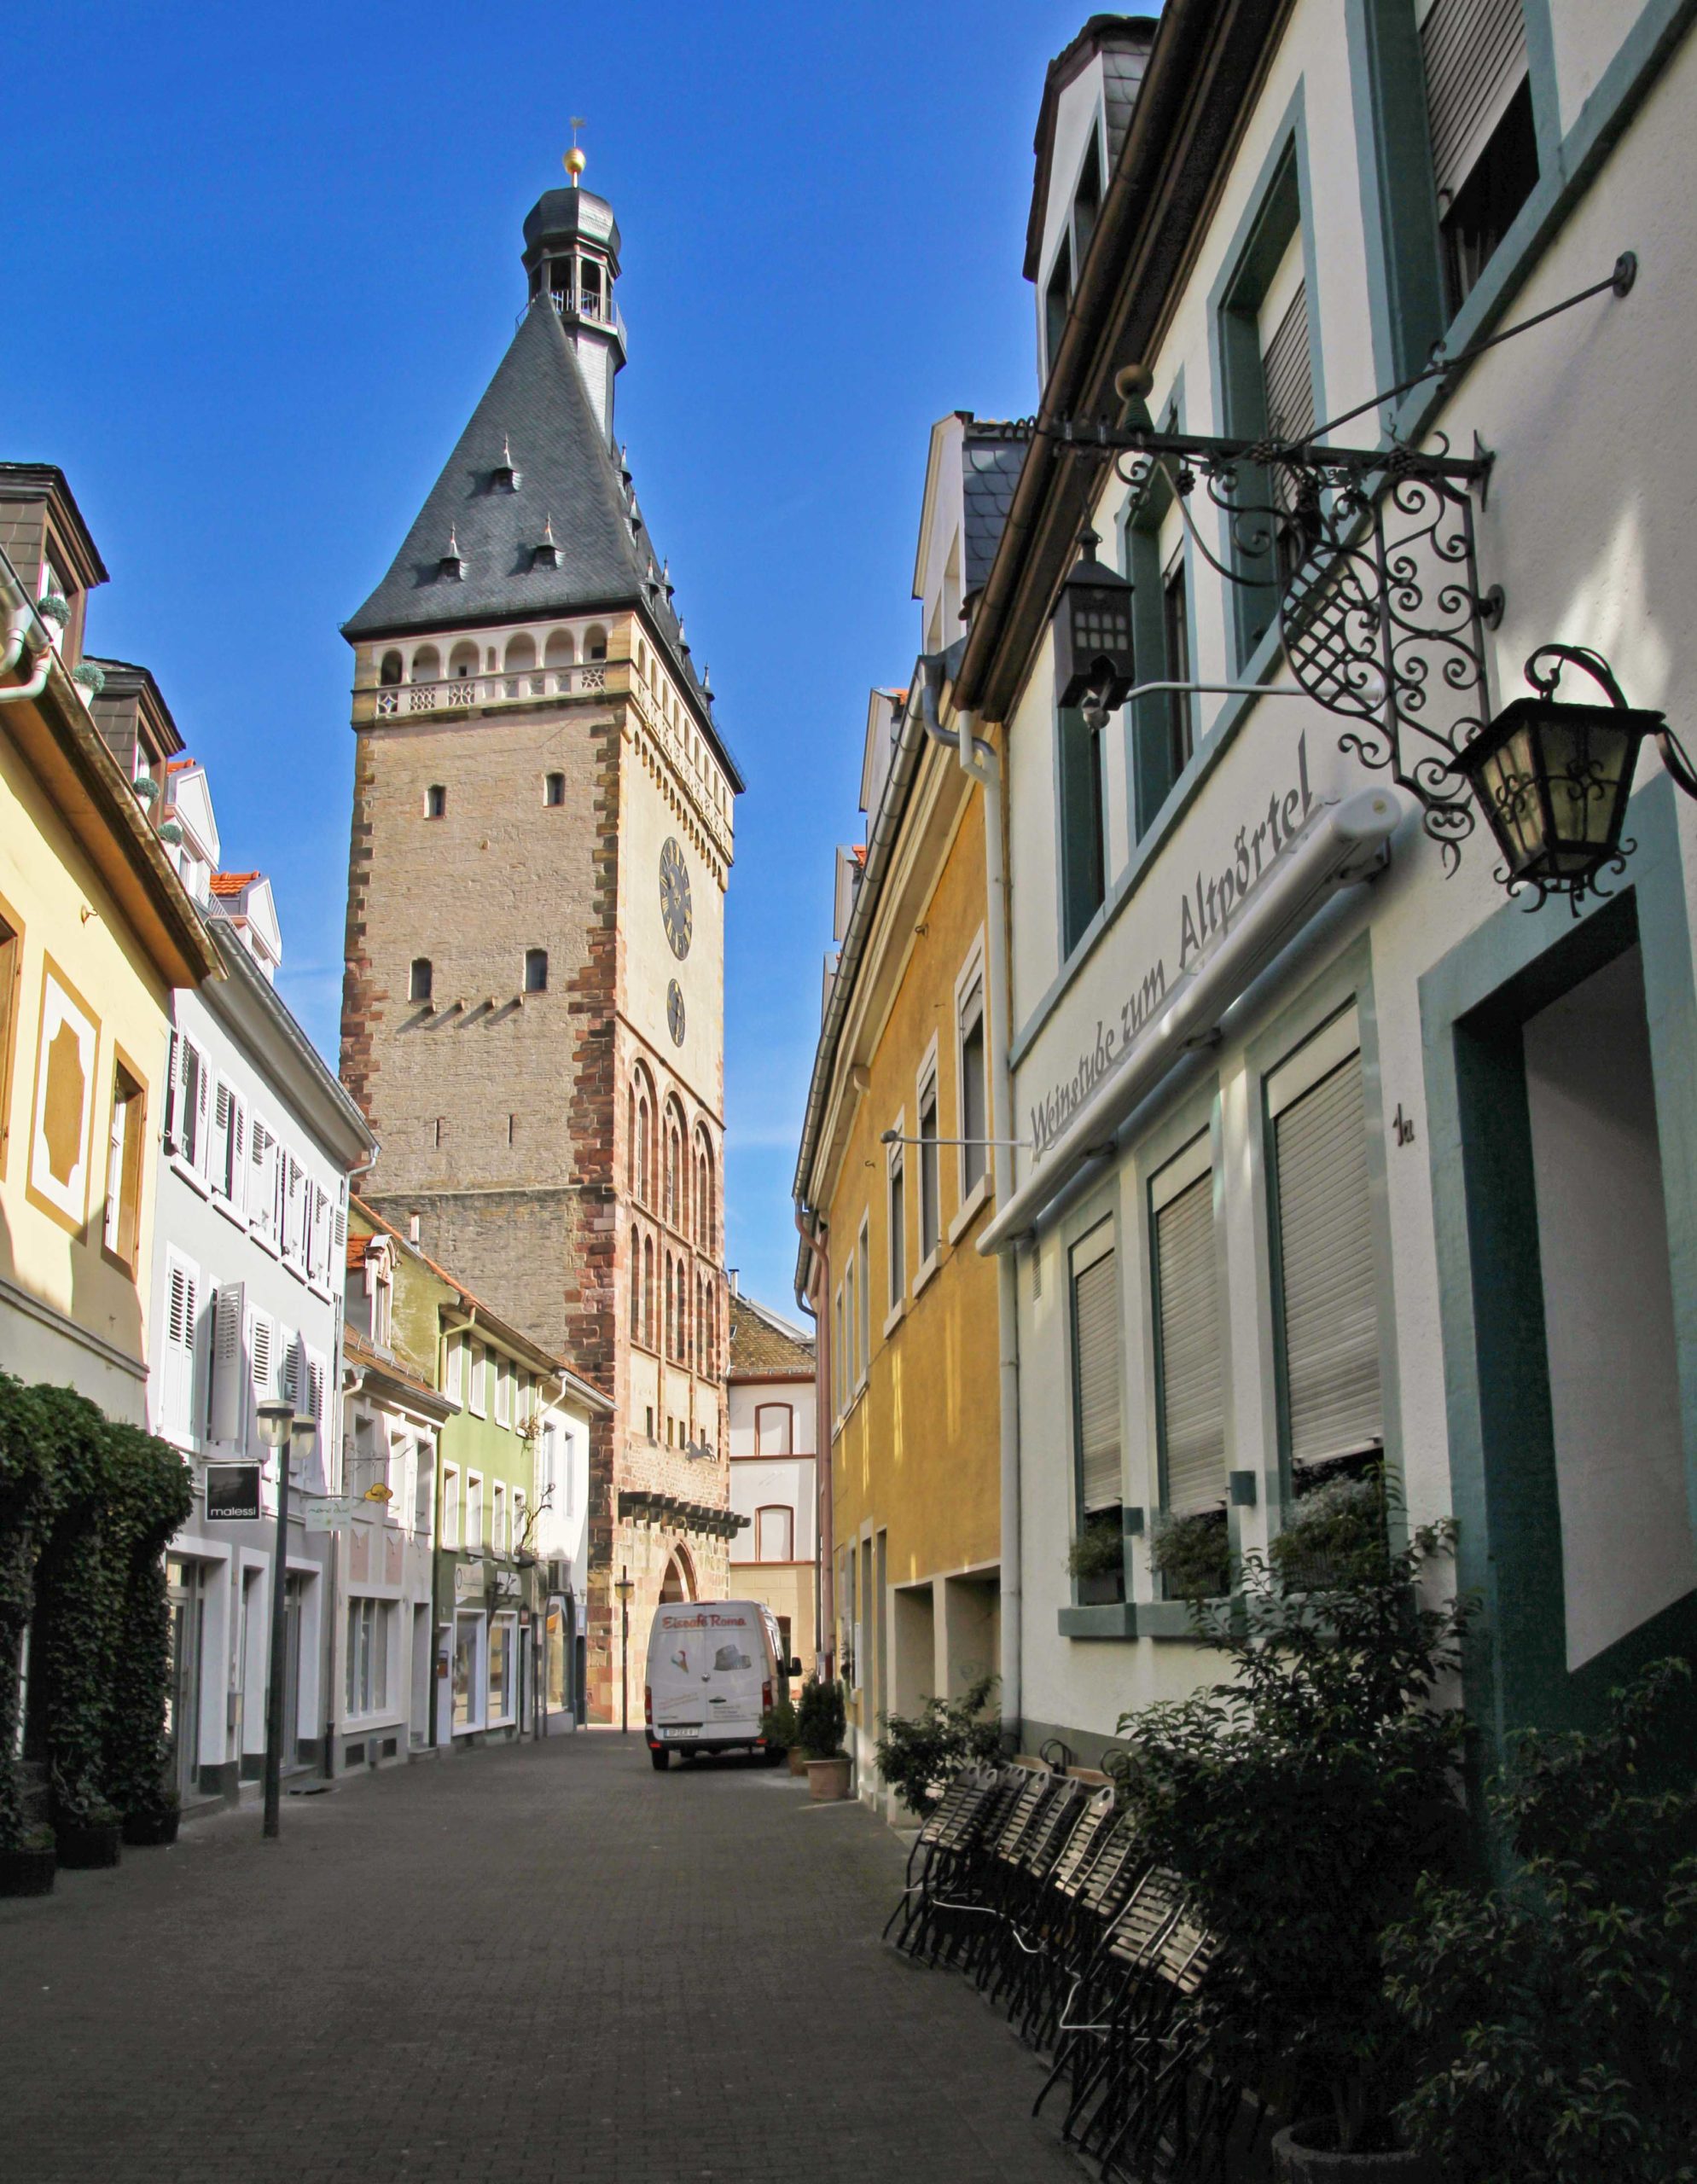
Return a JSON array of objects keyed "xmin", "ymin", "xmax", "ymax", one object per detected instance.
[
  {"xmin": 660, "ymin": 837, "xmax": 693, "ymax": 960},
  {"xmin": 666, "ymin": 979, "xmax": 686, "ymax": 1046}
]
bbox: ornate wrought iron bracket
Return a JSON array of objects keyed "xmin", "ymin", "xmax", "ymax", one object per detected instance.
[{"xmin": 1049, "ymin": 421, "xmax": 1496, "ymax": 867}]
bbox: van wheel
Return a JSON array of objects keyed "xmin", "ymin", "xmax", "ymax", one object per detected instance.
[{"xmin": 649, "ymin": 1747, "xmax": 670, "ymax": 1771}]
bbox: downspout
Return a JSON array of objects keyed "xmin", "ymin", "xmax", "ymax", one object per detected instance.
[
  {"xmin": 0, "ymin": 596, "xmax": 53, "ymax": 704},
  {"xmin": 918, "ymin": 657, "xmax": 1022, "ymax": 1747},
  {"xmin": 794, "ymin": 1205, "xmax": 831, "ymax": 1681}
]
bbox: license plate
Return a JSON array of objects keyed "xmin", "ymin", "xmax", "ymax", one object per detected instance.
[{"xmin": 666, "ymin": 1726, "xmax": 700, "ymax": 1740}]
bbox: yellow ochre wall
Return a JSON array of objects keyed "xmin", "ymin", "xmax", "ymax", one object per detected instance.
[
  {"xmin": 0, "ymin": 717, "xmax": 171, "ymax": 1421},
  {"xmin": 824, "ymin": 767, "xmax": 1001, "ymax": 1779}
]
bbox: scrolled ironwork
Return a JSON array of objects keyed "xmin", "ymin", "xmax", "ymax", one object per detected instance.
[{"xmin": 1101, "ymin": 423, "xmax": 1495, "ymax": 867}]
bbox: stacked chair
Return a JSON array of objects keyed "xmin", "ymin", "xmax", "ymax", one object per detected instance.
[{"xmin": 886, "ymin": 1758, "xmax": 1260, "ymax": 2181}]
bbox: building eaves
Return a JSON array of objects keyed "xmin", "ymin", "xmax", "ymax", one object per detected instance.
[
  {"xmin": 0, "ymin": 462, "xmax": 110, "ymax": 588},
  {"xmin": 962, "ymin": 0, "xmax": 1290, "ymax": 724},
  {"xmin": 343, "ymin": 1323, "xmax": 459, "ymax": 1421}
]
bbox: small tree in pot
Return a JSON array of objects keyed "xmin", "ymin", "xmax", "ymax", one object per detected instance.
[
  {"xmin": 796, "ymin": 1677, "xmax": 851, "ymax": 1802},
  {"xmin": 1116, "ymin": 1484, "xmax": 1473, "ymax": 2171}
]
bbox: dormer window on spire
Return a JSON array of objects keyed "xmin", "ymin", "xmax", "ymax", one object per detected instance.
[
  {"xmin": 439, "ymin": 529, "xmax": 465, "ymax": 582},
  {"xmin": 491, "ymin": 436, "xmax": 520, "ymax": 492},
  {"xmin": 533, "ymin": 517, "xmax": 561, "ymax": 571}
]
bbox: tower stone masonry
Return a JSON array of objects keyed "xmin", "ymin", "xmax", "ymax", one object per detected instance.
[{"xmin": 339, "ymin": 171, "xmax": 742, "ymax": 1723}]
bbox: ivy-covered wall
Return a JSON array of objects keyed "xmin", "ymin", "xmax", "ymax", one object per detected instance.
[{"xmin": 0, "ymin": 1372, "xmax": 192, "ymax": 1847}]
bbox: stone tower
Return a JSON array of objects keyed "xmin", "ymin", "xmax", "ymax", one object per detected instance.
[{"xmin": 340, "ymin": 169, "xmax": 742, "ymax": 1723}]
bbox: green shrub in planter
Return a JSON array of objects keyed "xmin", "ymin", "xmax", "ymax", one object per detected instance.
[
  {"xmin": 875, "ymin": 1673, "xmax": 1003, "ymax": 1818},
  {"xmin": 1270, "ymin": 1467, "xmax": 1389, "ymax": 1594},
  {"xmin": 1386, "ymin": 1658, "xmax": 1697, "ymax": 2184},
  {"xmin": 1151, "ymin": 1506, "xmax": 1230, "ymax": 1599},
  {"xmin": 1066, "ymin": 1518, "xmax": 1125, "ymax": 1583},
  {"xmin": 794, "ymin": 1676, "xmax": 846, "ymax": 1760},
  {"xmin": 1115, "ymin": 1516, "xmax": 1473, "ymax": 2156},
  {"xmin": 0, "ymin": 1375, "xmax": 59, "ymax": 1853},
  {"xmin": 758, "ymin": 1695, "xmax": 798, "ymax": 1751}
]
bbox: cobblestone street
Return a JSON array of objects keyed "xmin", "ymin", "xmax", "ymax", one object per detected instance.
[{"xmin": 0, "ymin": 1734, "xmax": 1084, "ymax": 2184}]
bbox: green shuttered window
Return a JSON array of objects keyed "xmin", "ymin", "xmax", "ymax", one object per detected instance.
[{"xmin": 1270, "ymin": 1009, "xmax": 1383, "ymax": 1469}]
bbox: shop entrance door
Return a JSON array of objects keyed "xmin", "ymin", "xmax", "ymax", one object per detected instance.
[
  {"xmin": 282, "ymin": 1573, "xmax": 304, "ymax": 1767},
  {"xmin": 166, "ymin": 1558, "xmax": 204, "ymax": 1802}
]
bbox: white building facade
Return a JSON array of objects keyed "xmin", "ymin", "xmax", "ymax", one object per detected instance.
[
  {"xmin": 726, "ymin": 1287, "xmax": 817, "ymax": 1674},
  {"xmin": 149, "ymin": 766, "xmax": 375, "ymax": 1803},
  {"xmin": 945, "ymin": 2, "xmax": 1697, "ymax": 1771}
]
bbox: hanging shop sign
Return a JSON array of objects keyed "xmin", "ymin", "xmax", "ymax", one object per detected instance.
[
  {"xmin": 303, "ymin": 1496, "xmax": 359, "ymax": 1534},
  {"xmin": 205, "ymin": 1464, "xmax": 262, "ymax": 1521}
]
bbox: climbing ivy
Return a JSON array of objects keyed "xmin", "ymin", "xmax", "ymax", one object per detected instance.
[{"xmin": 0, "ymin": 1375, "xmax": 192, "ymax": 1843}]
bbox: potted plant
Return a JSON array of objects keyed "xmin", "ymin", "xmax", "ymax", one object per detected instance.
[
  {"xmin": 1150, "ymin": 1505, "xmax": 1231, "ymax": 1600},
  {"xmin": 758, "ymin": 1694, "xmax": 799, "ymax": 1771},
  {"xmin": 1271, "ymin": 1468, "xmax": 1388, "ymax": 1594},
  {"xmin": 55, "ymin": 1792, "xmax": 122, "ymax": 1869},
  {"xmin": 795, "ymin": 1677, "xmax": 850, "ymax": 1802},
  {"xmin": 874, "ymin": 1673, "xmax": 1003, "ymax": 1816},
  {"xmin": 1386, "ymin": 1657, "xmax": 1697, "ymax": 2184},
  {"xmin": 1117, "ymin": 1494, "xmax": 1473, "ymax": 2175},
  {"xmin": 1067, "ymin": 1516, "xmax": 1125, "ymax": 1605},
  {"xmin": 0, "ymin": 1818, "xmax": 57, "ymax": 1896}
]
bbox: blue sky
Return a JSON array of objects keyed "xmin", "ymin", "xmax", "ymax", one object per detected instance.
[{"xmin": 3, "ymin": 0, "xmax": 1089, "ymax": 1318}]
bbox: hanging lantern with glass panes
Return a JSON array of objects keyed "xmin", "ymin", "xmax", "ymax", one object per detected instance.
[{"xmin": 1054, "ymin": 528, "xmax": 1136, "ymax": 731}]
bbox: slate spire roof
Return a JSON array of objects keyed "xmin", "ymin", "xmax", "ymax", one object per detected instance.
[{"xmin": 342, "ymin": 282, "xmax": 739, "ymax": 784}]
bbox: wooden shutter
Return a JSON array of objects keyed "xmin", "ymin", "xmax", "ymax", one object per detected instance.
[
  {"xmin": 209, "ymin": 1280, "xmax": 247, "ymax": 1444},
  {"xmin": 1270, "ymin": 1014, "xmax": 1383, "ymax": 1469},
  {"xmin": 1071, "ymin": 1225, "xmax": 1121, "ymax": 1515},
  {"xmin": 162, "ymin": 1028, "xmax": 181, "ymax": 1150},
  {"xmin": 249, "ymin": 1120, "xmax": 272, "ymax": 1240},
  {"xmin": 162, "ymin": 1254, "xmax": 199, "ymax": 1442},
  {"xmin": 226, "ymin": 1095, "xmax": 246, "ymax": 1211},
  {"xmin": 1421, "ymin": 0, "xmax": 1528, "ymax": 204},
  {"xmin": 249, "ymin": 1309, "xmax": 275, "ymax": 1407},
  {"xmin": 1154, "ymin": 1145, "xmax": 1225, "ymax": 1516},
  {"xmin": 212, "ymin": 1081, "xmax": 232, "ymax": 1197},
  {"xmin": 190, "ymin": 1043, "xmax": 209, "ymax": 1170}
]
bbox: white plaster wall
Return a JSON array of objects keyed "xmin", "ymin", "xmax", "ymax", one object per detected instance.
[
  {"xmin": 728, "ymin": 1455, "xmax": 817, "ymax": 1563},
  {"xmin": 1552, "ymin": 1, "xmax": 1641, "ymax": 136},
  {"xmin": 726, "ymin": 1371, "xmax": 816, "ymax": 1457},
  {"xmin": 1000, "ymin": 0, "xmax": 1697, "ymax": 1742},
  {"xmin": 1525, "ymin": 949, "xmax": 1697, "ymax": 1667}
]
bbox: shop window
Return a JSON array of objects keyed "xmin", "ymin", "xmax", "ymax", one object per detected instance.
[
  {"xmin": 346, "ymin": 1598, "xmax": 389, "ymax": 1716},
  {"xmin": 1152, "ymin": 1134, "xmax": 1228, "ymax": 1594},
  {"xmin": 1267, "ymin": 1006, "xmax": 1383, "ymax": 1478},
  {"xmin": 490, "ymin": 1614, "xmax": 516, "ymax": 1722},
  {"xmin": 452, "ymin": 1612, "xmax": 484, "ymax": 1732},
  {"xmin": 1069, "ymin": 1221, "xmax": 1123, "ymax": 1598},
  {"xmin": 102, "ymin": 1061, "xmax": 146, "ymax": 1269}
]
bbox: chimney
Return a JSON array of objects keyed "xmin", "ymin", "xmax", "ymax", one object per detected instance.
[
  {"xmin": 727, "ymin": 1268, "xmax": 739, "ymax": 1298},
  {"xmin": 408, "ymin": 1211, "xmax": 421, "ymax": 1246}
]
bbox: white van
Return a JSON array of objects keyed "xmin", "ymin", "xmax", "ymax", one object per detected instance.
[{"xmin": 643, "ymin": 1600, "xmax": 800, "ymax": 1769}]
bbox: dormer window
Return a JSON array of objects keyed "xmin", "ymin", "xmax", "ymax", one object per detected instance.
[
  {"xmin": 491, "ymin": 435, "xmax": 521, "ymax": 492},
  {"xmin": 439, "ymin": 528, "xmax": 465, "ymax": 581},
  {"xmin": 533, "ymin": 517, "xmax": 562, "ymax": 570},
  {"xmin": 1044, "ymin": 235, "xmax": 1073, "ymax": 378},
  {"xmin": 1072, "ymin": 129, "xmax": 1104, "ymax": 266}
]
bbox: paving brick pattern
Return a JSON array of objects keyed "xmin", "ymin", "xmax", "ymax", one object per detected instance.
[{"xmin": 0, "ymin": 1736, "xmax": 1084, "ymax": 2182}]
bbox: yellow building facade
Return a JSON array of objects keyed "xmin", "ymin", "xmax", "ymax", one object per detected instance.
[
  {"xmin": 797, "ymin": 728, "xmax": 1003, "ymax": 1809},
  {"xmin": 0, "ymin": 467, "xmax": 217, "ymax": 1420}
]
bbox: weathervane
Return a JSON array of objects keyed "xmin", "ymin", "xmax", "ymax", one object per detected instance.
[{"xmin": 564, "ymin": 117, "xmax": 587, "ymax": 185}]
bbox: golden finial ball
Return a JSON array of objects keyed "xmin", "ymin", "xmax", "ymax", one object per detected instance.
[{"xmin": 564, "ymin": 146, "xmax": 587, "ymax": 179}]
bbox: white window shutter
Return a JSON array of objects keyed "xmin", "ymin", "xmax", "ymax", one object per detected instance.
[
  {"xmin": 249, "ymin": 1310, "xmax": 275, "ymax": 1407},
  {"xmin": 212, "ymin": 1082, "xmax": 231, "ymax": 1196},
  {"xmin": 163, "ymin": 1029, "xmax": 181, "ymax": 1150},
  {"xmin": 1155, "ymin": 1173, "xmax": 1227, "ymax": 1515},
  {"xmin": 209, "ymin": 1280, "xmax": 247, "ymax": 1443},
  {"xmin": 192, "ymin": 1045, "xmax": 210, "ymax": 1171},
  {"xmin": 162, "ymin": 1254, "xmax": 200, "ymax": 1442},
  {"xmin": 1071, "ymin": 1235, "xmax": 1121, "ymax": 1515},
  {"xmin": 1273, "ymin": 1048, "xmax": 1383, "ymax": 1469},
  {"xmin": 228, "ymin": 1097, "xmax": 247, "ymax": 1213}
]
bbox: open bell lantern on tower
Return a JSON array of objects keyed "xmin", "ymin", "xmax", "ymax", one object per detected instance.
[{"xmin": 1054, "ymin": 528, "xmax": 1136, "ymax": 732}]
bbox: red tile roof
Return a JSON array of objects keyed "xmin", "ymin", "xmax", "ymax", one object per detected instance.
[{"xmin": 210, "ymin": 869, "xmax": 260, "ymax": 897}]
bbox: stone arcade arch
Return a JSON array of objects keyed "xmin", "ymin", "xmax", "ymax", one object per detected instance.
[{"xmin": 659, "ymin": 1546, "xmax": 695, "ymax": 1604}]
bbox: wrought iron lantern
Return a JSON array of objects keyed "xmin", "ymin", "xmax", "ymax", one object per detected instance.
[
  {"xmin": 1054, "ymin": 528, "xmax": 1136, "ymax": 731},
  {"xmin": 1450, "ymin": 646, "xmax": 1666, "ymax": 904}
]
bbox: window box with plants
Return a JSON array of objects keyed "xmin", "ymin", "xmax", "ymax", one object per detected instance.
[
  {"xmin": 1150, "ymin": 1504, "xmax": 1230, "ymax": 1600},
  {"xmin": 1068, "ymin": 1511, "xmax": 1125, "ymax": 1605}
]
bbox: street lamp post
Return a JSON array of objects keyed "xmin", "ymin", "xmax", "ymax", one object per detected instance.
[
  {"xmin": 259, "ymin": 1403, "xmax": 317, "ymax": 1839},
  {"xmin": 613, "ymin": 1566, "xmax": 634, "ymax": 1734}
]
